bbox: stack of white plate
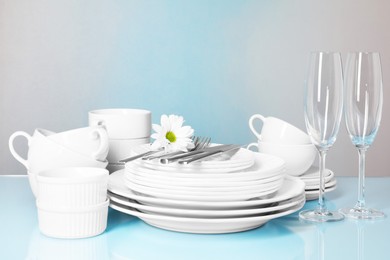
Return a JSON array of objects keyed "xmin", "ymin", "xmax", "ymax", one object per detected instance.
[
  {"xmin": 299, "ymin": 165, "xmax": 337, "ymax": 200},
  {"xmin": 108, "ymin": 147, "xmax": 306, "ymax": 234}
]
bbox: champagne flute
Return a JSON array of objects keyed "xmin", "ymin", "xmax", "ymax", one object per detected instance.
[
  {"xmin": 339, "ymin": 52, "xmax": 385, "ymax": 219},
  {"xmin": 299, "ymin": 52, "xmax": 344, "ymax": 222}
]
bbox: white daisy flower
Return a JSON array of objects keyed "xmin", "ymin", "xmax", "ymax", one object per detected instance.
[{"xmin": 151, "ymin": 114, "xmax": 194, "ymax": 152}]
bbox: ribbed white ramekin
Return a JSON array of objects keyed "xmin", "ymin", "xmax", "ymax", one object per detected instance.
[
  {"xmin": 37, "ymin": 167, "xmax": 108, "ymax": 208},
  {"xmin": 36, "ymin": 199, "xmax": 109, "ymax": 239}
]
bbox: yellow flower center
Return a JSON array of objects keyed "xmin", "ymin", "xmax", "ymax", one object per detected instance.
[{"xmin": 165, "ymin": 131, "xmax": 176, "ymax": 143}]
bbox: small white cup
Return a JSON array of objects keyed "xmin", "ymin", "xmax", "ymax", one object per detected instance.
[
  {"xmin": 48, "ymin": 126, "xmax": 109, "ymax": 161},
  {"xmin": 37, "ymin": 167, "xmax": 109, "ymax": 208},
  {"xmin": 9, "ymin": 129, "xmax": 108, "ymax": 196},
  {"xmin": 89, "ymin": 109, "xmax": 151, "ymax": 139},
  {"xmin": 249, "ymin": 114, "xmax": 311, "ymax": 145},
  {"xmin": 107, "ymin": 137, "xmax": 150, "ymax": 163},
  {"xmin": 36, "ymin": 199, "xmax": 109, "ymax": 239},
  {"xmin": 247, "ymin": 140, "xmax": 316, "ymax": 176}
]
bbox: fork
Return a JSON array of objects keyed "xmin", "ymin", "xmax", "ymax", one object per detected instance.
[
  {"xmin": 118, "ymin": 136, "xmax": 210, "ymax": 163},
  {"xmin": 145, "ymin": 136, "xmax": 211, "ymax": 161}
]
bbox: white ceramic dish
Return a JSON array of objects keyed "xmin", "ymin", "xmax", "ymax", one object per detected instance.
[
  {"xmin": 109, "ymin": 200, "xmax": 305, "ymax": 234},
  {"xmin": 129, "ymin": 145, "xmax": 255, "ymax": 171},
  {"xmin": 126, "ymin": 152, "xmax": 285, "ymax": 179},
  {"xmin": 37, "ymin": 199, "xmax": 109, "ymax": 239},
  {"xmin": 125, "ymin": 168, "xmax": 284, "ymax": 187},
  {"xmin": 108, "ymin": 170, "xmax": 305, "ymax": 210},
  {"xmin": 300, "ymin": 166, "xmax": 333, "ymax": 180},
  {"xmin": 124, "ymin": 171, "xmax": 284, "ymax": 192},
  {"xmin": 124, "ymin": 178, "xmax": 282, "ymax": 202},
  {"xmin": 88, "ymin": 109, "xmax": 151, "ymax": 139},
  {"xmin": 305, "ymin": 185, "xmax": 337, "ymax": 201},
  {"xmin": 305, "ymin": 178, "xmax": 337, "ymax": 190},
  {"xmin": 37, "ymin": 167, "xmax": 109, "ymax": 208},
  {"xmin": 107, "ymin": 137, "xmax": 150, "ymax": 163},
  {"xmin": 109, "ymin": 192, "xmax": 305, "ymax": 218}
]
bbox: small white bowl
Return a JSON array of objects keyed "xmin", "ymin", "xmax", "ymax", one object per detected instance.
[
  {"xmin": 36, "ymin": 199, "xmax": 109, "ymax": 239},
  {"xmin": 37, "ymin": 167, "xmax": 109, "ymax": 208}
]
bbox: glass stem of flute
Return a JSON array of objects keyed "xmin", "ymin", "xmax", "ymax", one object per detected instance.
[
  {"xmin": 318, "ymin": 149, "xmax": 327, "ymax": 212},
  {"xmin": 357, "ymin": 147, "xmax": 367, "ymax": 209}
]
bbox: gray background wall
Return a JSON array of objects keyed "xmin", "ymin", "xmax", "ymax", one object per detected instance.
[{"xmin": 1, "ymin": 0, "xmax": 389, "ymax": 176}]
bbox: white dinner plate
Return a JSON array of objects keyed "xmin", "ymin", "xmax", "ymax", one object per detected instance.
[
  {"xmin": 124, "ymin": 178, "xmax": 282, "ymax": 202},
  {"xmin": 129, "ymin": 145, "xmax": 255, "ymax": 172},
  {"xmin": 108, "ymin": 170, "xmax": 305, "ymax": 210},
  {"xmin": 125, "ymin": 152, "xmax": 286, "ymax": 180},
  {"xmin": 109, "ymin": 200, "xmax": 305, "ymax": 234},
  {"xmin": 109, "ymin": 192, "xmax": 305, "ymax": 218},
  {"xmin": 125, "ymin": 168, "xmax": 285, "ymax": 188},
  {"xmin": 124, "ymin": 171, "xmax": 284, "ymax": 193}
]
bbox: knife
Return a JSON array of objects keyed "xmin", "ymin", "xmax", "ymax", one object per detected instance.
[
  {"xmin": 160, "ymin": 144, "xmax": 238, "ymax": 164},
  {"xmin": 178, "ymin": 144, "xmax": 242, "ymax": 164}
]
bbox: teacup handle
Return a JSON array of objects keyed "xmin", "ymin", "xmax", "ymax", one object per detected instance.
[
  {"xmin": 9, "ymin": 131, "xmax": 31, "ymax": 170},
  {"xmin": 91, "ymin": 127, "xmax": 109, "ymax": 160},
  {"xmin": 248, "ymin": 114, "xmax": 266, "ymax": 140},
  {"xmin": 246, "ymin": 142, "xmax": 259, "ymax": 152}
]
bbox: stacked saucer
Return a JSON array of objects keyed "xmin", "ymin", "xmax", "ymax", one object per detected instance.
[
  {"xmin": 108, "ymin": 148, "xmax": 306, "ymax": 234},
  {"xmin": 299, "ymin": 165, "xmax": 337, "ymax": 200}
]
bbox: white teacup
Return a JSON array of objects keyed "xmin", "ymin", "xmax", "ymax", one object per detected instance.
[
  {"xmin": 9, "ymin": 129, "xmax": 108, "ymax": 195},
  {"xmin": 249, "ymin": 114, "xmax": 311, "ymax": 145},
  {"xmin": 247, "ymin": 140, "xmax": 316, "ymax": 176},
  {"xmin": 47, "ymin": 126, "xmax": 109, "ymax": 161},
  {"xmin": 107, "ymin": 137, "xmax": 150, "ymax": 163},
  {"xmin": 88, "ymin": 109, "xmax": 151, "ymax": 139}
]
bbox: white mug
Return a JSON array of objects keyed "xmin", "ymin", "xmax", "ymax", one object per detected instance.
[
  {"xmin": 89, "ymin": 109, "xmax": 151, "ymax": 139},
  {"xmin": 249, "ymin": 114, "xmax": 311, "ymax": 145}
]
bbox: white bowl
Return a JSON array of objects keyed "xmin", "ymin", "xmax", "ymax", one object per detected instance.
[
  {"xmin": 107, "ymin": 137, "xmax": 150, "ymax": 163},
  {"xmin": 248, "ymin": 141, "xmax": 316, "ymax": 176},
  {"xmin": 106, "ymin": 163, "xmax": 124, "ymax": 173},
  {"xmin": 37, "ymin": 167, "xmax": 109, "ymax": 208},
  {"xmin": 36, "ymin": 199, "xmax": 109, "ymax": 239},
  {"xmin": 89, "ymin": 109, "xmax": 151, "ymax": 139}
]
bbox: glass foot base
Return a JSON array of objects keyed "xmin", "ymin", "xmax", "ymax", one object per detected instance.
[
  {"xmin": 339, "ymin": 207, "xmax": 386, "ymax": 220},
  {"xmin": 299, "ymin": 209, "xmax": 344, "ymax": 222}
]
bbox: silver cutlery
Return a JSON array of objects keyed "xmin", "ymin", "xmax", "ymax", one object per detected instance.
[
  {"xmin": 118, "ymin": 136, "xmax": 211, "ymax": 163},
  {"xmin": 178, "ymin": 144, "xmax": 241, "ymax": 164},
  {"xmin": 144, "ymin": 137, "xmax": 211, "ymax": 160},
  {"xmin": 160, "ymin": 144, "xmax": 237, "ymax": 164}
]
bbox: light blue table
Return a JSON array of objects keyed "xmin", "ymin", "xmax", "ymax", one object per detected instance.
[{"xmin": 0, "ymin": 175, "xmax": 389, "ymax": 260}]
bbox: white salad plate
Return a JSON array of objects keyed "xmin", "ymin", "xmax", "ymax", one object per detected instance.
[
  {"xmin": 124, "ymin": 178, "xmax": 282, "ymax": 202},
  {"xmin": 129, "ymin": 145, "xmax": 255, "ymax": 172},
  {"xmin": 125, "ymin": 152, "xmax": 286, "ymax": 180},
  {"xmin": 124, "ymin": 171, "xmax": 284, "ymax": 193},
  {"xmin": 125, "ymin": 169, "xmax": 284, "ymax": 188},
  {"xmin": 108, "ymin": 170, "xmax": 305, "ymax": 210},
  {"xmin": 304, "ymin": 178, "xmax": 337, "ymax": 190},
  {"xmin": 109, "ymin": 192, "xmax": 305, "ymax": 218},
  {"xmin": 305, "ymin": 185, "xmax": 337, "ymax": 201},
  {"xmin": 109, "ymin": 200, "xmax": 305, "ymax": 234},
  {"xmin": 300, "ymin": 166, "xmax": 333, "ymax": 180}
]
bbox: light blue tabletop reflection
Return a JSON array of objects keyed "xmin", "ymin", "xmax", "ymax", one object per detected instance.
[{"xmin": 0, "ymin": 176, "xmax": 389, "ymax": 260}]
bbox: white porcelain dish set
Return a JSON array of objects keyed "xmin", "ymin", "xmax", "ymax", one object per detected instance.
[{"xmin": 9, "ymin": 109, "xmax": 336, "ymax": 236}]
